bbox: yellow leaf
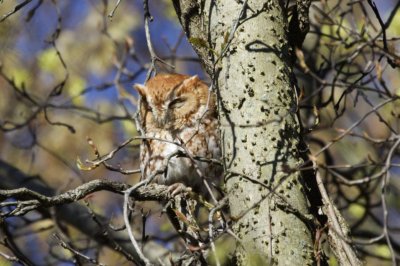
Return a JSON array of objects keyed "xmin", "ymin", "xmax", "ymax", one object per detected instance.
[
  {"xmin": 388, "ymin": 9, "xmax": 400, "ymax": 36},
  {"xmin": 348, "ymin": 203, "xmax": 364, "ymax": 219},
  {"xmin": 66, "ymin": 75, "xmax": 86, "ymax": 105},
  {"xmin": 0, "ymin": 257, "xmax": 12, "ymax": 266},
  {"xmin": 12, "ymin": 68, "xmax": 30, "ymax": 87},
  {"xmin": 160, "ymin": 220, "xmax": 173, "ymax": 232},
  {"xmin": 120, "ymin": 120, "xmax": 137, "ymax": 136},
  {"xmin": 38, "ymin": 48, "xmax": 59, "ymax": 72},
  {"xmin": 375, "ymin": 244, "xmax": 391, "ymax": 259},
  {"xmin": 328, "ymin": 255, "xmax": 338, "ymax": 266}
]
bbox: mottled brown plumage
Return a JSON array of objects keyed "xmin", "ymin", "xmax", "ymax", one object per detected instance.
[{"xmin": 134, "ymin": 74, "xmax": 221, "ymax": 192}]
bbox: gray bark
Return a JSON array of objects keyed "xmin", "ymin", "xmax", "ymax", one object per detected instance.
[{"xmin": 173, "ymin": 1, "xmax": 318, "ymax": 264}]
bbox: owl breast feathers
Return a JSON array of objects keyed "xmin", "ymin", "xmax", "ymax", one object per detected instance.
[{"xmin": 134, "ymin": 74, "xmax": 221, "ymax": 191}]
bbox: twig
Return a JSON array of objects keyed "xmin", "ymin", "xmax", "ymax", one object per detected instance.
[
  {"xmin": 208, "ymin": 197, "xmax": 228, "ymax": 266},
  {"xmin": 215, "ymin": 0, "xmax": 248, "ymax": 64},
  {"xmin": 0, "ymin": 180, "xmax": 170, "ymax": 217},
  {"xmin": 53, "ymin": 233, "xmax": 106, "ymax": 266},
  {"xmin": 314, "ymin": 97, "xmax": 399, "ymax": 157},
  {"xmin": 313, "ymin": 162, "xmax": 361, "ymax": 265},
  {"xmin": 142, "ymin": 0, "xmax": 174, "ymax": 82},
  {"xmin": 379, "ymin": 136, "xmax": 400, "ymax": 265},
  {"xmin": 123, "ymin": 180, "xmax": 153, "ymax": 266},
  {"xmin": 108, "ymin": 0, "xmax": 122, "ymax": 18},
  {"xmin": 0, "ymin": 0, "xmax": 33, "ymax": 23}
]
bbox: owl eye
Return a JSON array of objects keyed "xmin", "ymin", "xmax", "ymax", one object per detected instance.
[{"xmin": 169, "ymin": 97, "xmax": 186, "ymax": 109}]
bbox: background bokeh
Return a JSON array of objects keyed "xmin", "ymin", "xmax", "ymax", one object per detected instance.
[{"xmin": 1, "ymin": 0, "xmax": 400, "ymax": 265}]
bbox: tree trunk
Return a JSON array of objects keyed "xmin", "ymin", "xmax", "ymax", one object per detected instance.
[{"xmin": 173, "ymin": 1, "xmax": 320, "ymax": 264}]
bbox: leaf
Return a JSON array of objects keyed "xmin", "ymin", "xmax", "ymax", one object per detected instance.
[
  {"xmin": 120, "ymin": 120, "xmax": 137, "ymax": 136},
  {"xmin": 348, "ymin": 203, "xmax": 364, "ymax": 219},
  {"xmin": 388, "ymin": 9, "xmax": 400, "ymax": 36},
  {"xmin": 375, "ymin": 244, "xmax": 391, "ymax": 259},
  {"xmin": 38, "ymin": 48, "xmax": 59, "ymax": 72},
  {"xmin": 11, "ymin": 67, "xmax": 30, "ymax": 87},
  {"xmin": 66, "ymin": 75, "xmax": 86, "ymax": 105}
]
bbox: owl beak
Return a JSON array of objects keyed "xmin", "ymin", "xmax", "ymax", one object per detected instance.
[
  {"xmin": 154, "ymin": 113, "xmax": 168, "ymax": 128},
  {"xmin": 155, "ymin": 118, "xmax": 164, "ymax": 127}
]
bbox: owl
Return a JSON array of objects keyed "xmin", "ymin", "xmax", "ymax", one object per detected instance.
[{"xmin": 134, "ymin": 74, "xmax": 221, "ymax": 194}]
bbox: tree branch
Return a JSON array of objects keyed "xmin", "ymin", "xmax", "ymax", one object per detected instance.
[{"xmin": 0, "ymin": 159, "xmax": 171, "ymax": 264}]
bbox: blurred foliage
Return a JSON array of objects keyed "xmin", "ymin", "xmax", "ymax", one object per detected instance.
[
  {"xmin": 388, "ymin": 9, "xmax": 400, "ymax": 36},
  {"xmin": 0, "ymin": 0, "xmax": 199, "ymax": 263},
  {"xmin": 0, "ymin": 0, "xmax": 400, "ymax": 264},
  {"xmin": 300, "ymin": 0, "xmax": 400, "ymax": 264}
]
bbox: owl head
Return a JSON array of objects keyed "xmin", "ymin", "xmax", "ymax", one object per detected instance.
[{"xmin": 134, "ymin": 74, "xmax": 215, "ymax": 131}]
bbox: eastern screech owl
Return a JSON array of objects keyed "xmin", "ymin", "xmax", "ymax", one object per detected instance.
[{"xmin": 134, "ymin": 74, "xmax": 221, "ymax": 192}]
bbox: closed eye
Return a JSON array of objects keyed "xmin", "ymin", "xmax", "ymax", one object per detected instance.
[{"xmin": 169, "ymin": 97, "xmax": 186, "ymax": 109}]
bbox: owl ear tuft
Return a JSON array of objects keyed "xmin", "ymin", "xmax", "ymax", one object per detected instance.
[
  {"xmin": 182, "ymin": 75, "xmax": 200, "ymax": 86},
  {"xmin": 173, "ymin": 75, "xmax": 200, "ymax": 95},
  {"xmin": 133, "ymin": 84, "xmax": 147, "ymax": 97},
  {"xmin": 182, "ymin": 75, "xmax": 200, "ymax": 88}
]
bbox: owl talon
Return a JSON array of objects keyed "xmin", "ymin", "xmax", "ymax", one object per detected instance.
[{"xmin": 168, "ymin": 183, "xmax": 192, "ymax": 197}]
